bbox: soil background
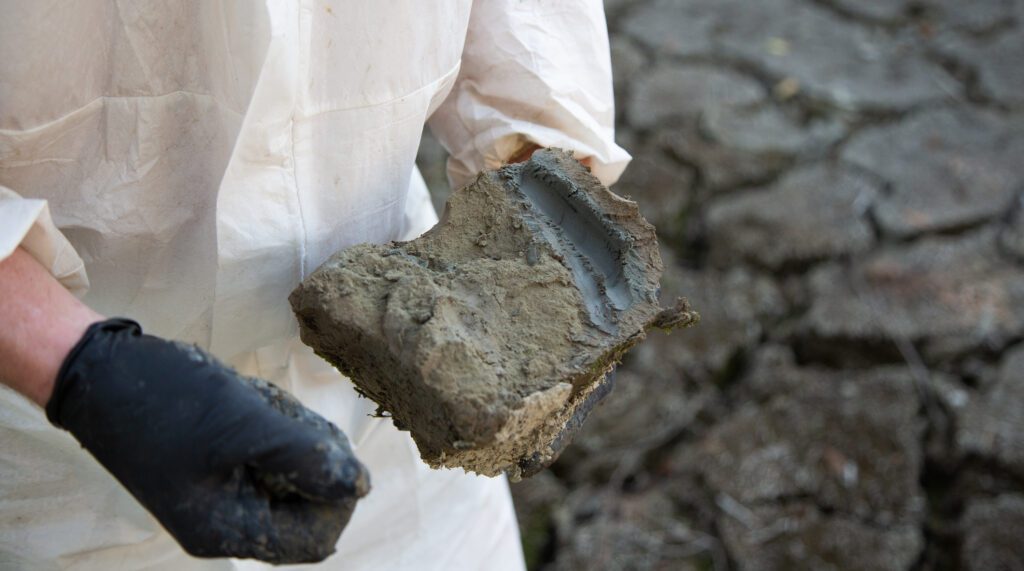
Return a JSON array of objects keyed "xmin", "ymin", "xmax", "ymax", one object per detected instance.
[{"xmin": 417, "ymin": 1, "xmax": 1024, "ymax": 568}]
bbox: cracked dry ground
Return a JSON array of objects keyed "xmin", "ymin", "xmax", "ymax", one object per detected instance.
[{"xmin": 412, "ymin": 0, "xmax": 1024, "ymax": 568}]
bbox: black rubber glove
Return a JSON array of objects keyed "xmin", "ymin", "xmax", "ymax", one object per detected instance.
[{"xmin": 46, "ymin": 318, "xmax": 370, "ymax": 564}]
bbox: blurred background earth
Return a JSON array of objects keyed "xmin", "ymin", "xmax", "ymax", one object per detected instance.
[{"xmin": 417, "ymin": 0, "xmax": 1024, "ymax": 568}]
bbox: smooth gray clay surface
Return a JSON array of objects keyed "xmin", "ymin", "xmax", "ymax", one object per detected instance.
[{"xmin": 290, "ymin": 149, "xmax": 697, "ymax": 479}]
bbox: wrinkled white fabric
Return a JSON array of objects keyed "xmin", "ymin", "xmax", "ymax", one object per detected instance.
[
  {"xmin": 0, "ymin": 0, "xmax": 627, "ymax": 569},
  {"xmin": 0, "ymin": 187, "xmax": 88, "ymax": 296},
  {"xmin": 429, "ymin": 0, "xmax": 631, "ymax": 191}
]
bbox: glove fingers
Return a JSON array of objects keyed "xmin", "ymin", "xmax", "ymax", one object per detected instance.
[
  {"xmin": 248, "ymin": 427, "xmax": 372, "ymax": 503},
  {"xmin": 199, "ymin": 372, "xmax": 370, "ymax": 502},
  {"xmin": 175, "ymin": 478, "xmax": 347, "ymax": 564},
  {"xmin": 264, "ymin": 496, "xmax": 357, "ymax": 564},
  {"xmin": 168, "ymin": 475, "xmax": 281, "ymax": 562},
  {"xmin": 209, "ymin": 392, "xmax": 370, "ymax": 502},
  {"xmin": 225, "ymin": 495, "xmax": 345, "ymax": 564}
]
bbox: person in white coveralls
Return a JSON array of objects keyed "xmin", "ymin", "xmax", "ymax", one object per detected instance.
[{"xmin": 0, "ymin": 1, "xmax": 630, "ymax": 569}]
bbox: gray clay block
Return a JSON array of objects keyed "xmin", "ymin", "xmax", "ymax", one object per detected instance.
[{"xmin": 290, "ymin": 149, "xmax": 697, "ymax": 479}]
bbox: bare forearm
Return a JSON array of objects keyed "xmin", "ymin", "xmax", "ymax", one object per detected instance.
[{"xmin": 0, "ymin": 247, "xmax": 103, "ymax": 406}]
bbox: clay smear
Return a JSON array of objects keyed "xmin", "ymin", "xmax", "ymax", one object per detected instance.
[{"xmin": 290, "ymin": 149, "xmax": 698, "ymax": 478}]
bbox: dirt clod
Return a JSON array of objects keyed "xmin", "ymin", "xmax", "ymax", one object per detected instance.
[{"xmin": 290, "ymin": 149, "xmax": 697, "ymax": 478}]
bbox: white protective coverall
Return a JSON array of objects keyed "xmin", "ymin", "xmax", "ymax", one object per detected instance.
[{"xmin": 0, "ymin": 1, "xmax": 630, "ymax": 569}]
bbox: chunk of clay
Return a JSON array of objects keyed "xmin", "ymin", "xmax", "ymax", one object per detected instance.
[{"xmin": 290, "ymin": 149, "xmax": 697, "ymax": 479}]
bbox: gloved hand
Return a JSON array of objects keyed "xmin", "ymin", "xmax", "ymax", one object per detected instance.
[{"xmin": 46, "ymin": 318, "xmax": 370, "ymax": 564}]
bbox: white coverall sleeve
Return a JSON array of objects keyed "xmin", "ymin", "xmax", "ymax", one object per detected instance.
[
  {"xmin": 0, "ymin": 187, "xmax": 88, "ymax": 296},
  {"xmin": 428, "ymin": 0, "xmax": 631, "ymax": 191}
]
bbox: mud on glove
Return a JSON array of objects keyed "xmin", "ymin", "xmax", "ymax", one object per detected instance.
[{"xmin": 46, "ymin": 318, "xmax": 370, "ymax": 564}]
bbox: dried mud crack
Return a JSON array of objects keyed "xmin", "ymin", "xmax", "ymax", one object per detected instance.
[{"xmin": 478, "ymin": 0, "xmax": 1024, "ymax": 568}]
